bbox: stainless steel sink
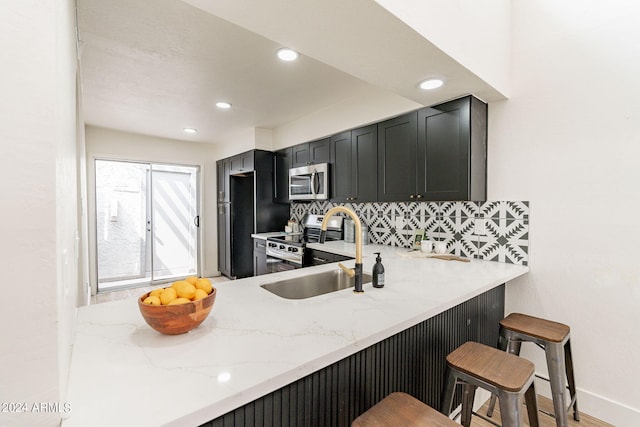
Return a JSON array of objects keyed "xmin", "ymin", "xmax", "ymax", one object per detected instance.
[{"xmin": 260, "ymin": 269, "xmax": 373, "ymax": 300}]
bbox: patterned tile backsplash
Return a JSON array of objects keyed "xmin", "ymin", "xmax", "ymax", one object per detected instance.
[{"xmin": 290, "ymin": 201, "xmax": 529, "ymax": 266}]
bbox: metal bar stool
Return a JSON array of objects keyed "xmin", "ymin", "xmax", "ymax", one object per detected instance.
[
  {"xmin": 487, "ymin": 313, "xmax": 579, "ymax": 427},
  {"xmin": 352, "ymin": 392, "xmax": 458, "ymax": 427},
  {"xmin": 441, "ymin": 341, "xmax": 540, "ymax": 427}
]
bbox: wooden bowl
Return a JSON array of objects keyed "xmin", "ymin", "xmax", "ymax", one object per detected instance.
[{"xmin": 138, "ymin": 287, "xmax": 216, "ymax": 335}]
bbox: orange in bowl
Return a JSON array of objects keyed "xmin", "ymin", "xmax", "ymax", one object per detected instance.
[{"xmin": 138, "ymin": 287, "xmax": 216, "ymax": 335}]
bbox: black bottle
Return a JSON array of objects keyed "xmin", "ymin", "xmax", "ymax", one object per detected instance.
[{"xmin": 372, "ymin": 252, "xmax": 385, "ymax": 288}]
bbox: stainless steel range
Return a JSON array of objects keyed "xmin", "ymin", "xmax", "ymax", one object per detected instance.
[{"xmin": 265, "ymin": 214, "xmax": 343, "ymax": 273}]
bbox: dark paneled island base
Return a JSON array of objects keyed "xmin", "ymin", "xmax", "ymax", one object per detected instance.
[{"xmin": 202, "ymin": 285, "xmax": 505, "ymax": 427}]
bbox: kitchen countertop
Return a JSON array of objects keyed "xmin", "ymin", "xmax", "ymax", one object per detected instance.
[{"xmin": 62, "ymin": 243, "xmax": 528, "ymax": 427}]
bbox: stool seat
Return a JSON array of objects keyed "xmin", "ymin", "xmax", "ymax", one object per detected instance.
[
  {"xmin": 442, "ymin": 341, "xmax": 539, "ymax": 427},
  {"xmin": 447, "ymin": 341, "xmax": 535, "ymax": 392},
  {"xmin": 500, "ymin": 313, "xmax": 570, "ymax": 343},
  {"xmin": 352, "ymin": 392, "xmax": 457, "ymax": 427}
]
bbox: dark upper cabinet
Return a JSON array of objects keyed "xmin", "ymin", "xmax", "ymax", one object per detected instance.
[
  {"xmin": 377, "ymin": 96, "xmax": 487, "ymax": 202},
  {"xmin": 229, "ymin": 151, "xmax": 255, "ymax": 175},
  {"xmin": 291, "ymin": 137, "xmax": 330, "ymax": 168},
  {"xmin": 417, "ymin": 96, "xmax": 487, "ymax": 201},
  {"xmin": 331, "ymin": 125, "xmax": 377, "ymax": 203},
  {"xmin": 274, "ymin": 147, "xmax": 291, "ymax": 203},
  {"xmin": 377, "ymin": 112, "xmax": 418, "ymax": 201}
]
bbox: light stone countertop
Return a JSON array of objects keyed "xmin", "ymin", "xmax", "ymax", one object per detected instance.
[
  {"xmin": 250, "ymin": 231, "xmax": 288, "ymax": 240},
  {"xmin": 62, "ymin": 242, "xmax": 529, "ymax": 427}
]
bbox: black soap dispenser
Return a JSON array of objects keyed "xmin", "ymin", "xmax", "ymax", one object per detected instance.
[{"xmin": 372, "ymin": 252, "xmax": 385, "ymax": 288}]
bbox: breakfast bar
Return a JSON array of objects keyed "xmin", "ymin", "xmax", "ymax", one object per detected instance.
[{"xmin": 62, "ymin": 243, "xmax": 528, "ymax": 427}]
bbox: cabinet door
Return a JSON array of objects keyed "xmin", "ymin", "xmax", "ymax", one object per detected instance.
[
  {"xmin": 377, "ymin": 112, "xmax": 418, "ymax": 201},
  {"xmin": 351, "ymin": 124, "xmax": 377, "ymax": 203},
  {"xmin": 309, "ymin": 138, "xmax": 330, "ymax": 164},
  {"xmin": 217, "ymin": 203, "xmax": 231, "ymax": 277},
  {"xmin": 308, "ymin": 249, "xmax": 335, "ymax": 265},
  {"xmin": 230, "ymin": 151, "xmax": 254, "ymax": 174},
  {"xmin": 216, "ymin": 159, "xmax": 228, "ymax": 202},
  {"xmin": 418, "ymin": 97, "xmax": 472, "ymax": 201},
  {"xmin": 291, "ymin": 143, "xmax": 310, "ymax": 168},
  {"xmin": 274, "ymin": 147, "xmax": 291, "ymax": 203},
  {"xmin": 253, "ymin": 239, "xmax": 267, "ymax": 276},
  {"xmin": 330, "ymin": 131, "xmax": 352, "ymax": 203}
]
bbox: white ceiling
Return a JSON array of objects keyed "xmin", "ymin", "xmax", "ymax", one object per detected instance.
[{"xmin": 77, "ymin": 0, "xmax": 504, "ymax": 145}]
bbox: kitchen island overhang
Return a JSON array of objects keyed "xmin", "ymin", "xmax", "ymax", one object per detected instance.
[{"xmin": 62, "ymin": 243, "xmax": 528, "ymax": 427}]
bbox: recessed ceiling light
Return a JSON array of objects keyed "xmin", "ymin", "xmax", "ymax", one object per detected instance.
[
  {"xmin": 216, "ymin": 101, "xmax": 232, "ymax": 109},
  {"xmin": 419, "ymin": 78, "xmax": 444, "ymax": 90},
  {"xmin": 183, "ymin": 127, "xmax": 197, "ymax": 134},
  {"xmin": 277, "ymin": 48, "xmax": 298, "ymax": 62}
]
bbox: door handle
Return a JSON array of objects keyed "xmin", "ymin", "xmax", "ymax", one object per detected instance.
[{"xmin": 311, "ymin": 172, "xmax": 317, "ymax": 196}]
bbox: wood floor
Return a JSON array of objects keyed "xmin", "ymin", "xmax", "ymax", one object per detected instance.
[{"xmin": 471, "ymin": 395, "xmax": 614, "ymax": 427}]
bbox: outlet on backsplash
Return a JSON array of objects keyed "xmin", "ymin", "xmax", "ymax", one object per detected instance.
[{"xmin": 474, "ymin": 218, "xmax": 486, "ymax": 236}]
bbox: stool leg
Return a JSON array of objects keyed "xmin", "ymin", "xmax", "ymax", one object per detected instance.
[
  {"xmin": 505, "ymin": 332, "xmax": 522, "ymax": 356},
  {"xmin": 440, "ymin": 367, "xmax": 457, "ymax": 416},
  {"xmin": 486, "ymin": 394, "xmax": 498, "ymax": 418},
  {"xmin": 498, "ymin": 391, "xmax": 524, "ymax": 427},
  {"xmin": 524, "ymin": 380, "xmax": 540, "ymax": 427},
  {"xmin": 545, "ymin": 342, "xmax": 569, "ymax": 427},
  {"xmin": 461, "ymin": 383, "xmax": 477, "ymax": 427},
  {"xmin": 564, "ymin": 339, "xmax": 580, "ymax": 421}
]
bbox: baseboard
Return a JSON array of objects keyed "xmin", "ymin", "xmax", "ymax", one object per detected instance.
[
  {"xmin": 534, "ymin": 373, "xmax": 639, "ymax": 427},
  {"xmin": 572, "ymin": 387, "xmax": 638, "ymax": 427}
]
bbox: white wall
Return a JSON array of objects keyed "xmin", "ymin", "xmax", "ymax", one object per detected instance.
[
  {"xmin": 0, "ymin": 1, "xmax": 78, "ymax": 426},
  {"xmin": 85, "ymin": 126, "xmax": 220, "ymax": 292},
  {"xmin": 374, "ymin": 0, "xmax": 511, "ymax": 98},
  {"xmin": 272, "ymin": 89, "xmax": 421, "ymax": 149},
  {"xmin": 488, "ymin": 1, "xmax": 640, "ymax": 425}
]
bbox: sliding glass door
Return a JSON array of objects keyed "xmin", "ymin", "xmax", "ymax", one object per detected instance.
[{"xmin": 95, "ymin": 159, "xmax": 199, "ymax": 291}]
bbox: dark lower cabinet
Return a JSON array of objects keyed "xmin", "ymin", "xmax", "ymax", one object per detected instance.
[
  {"xmin": 253, "ymin": 239, "xmax": 267, "ymax": 276},
  {"xmin": 308, "ymin": 249, "xmax": 353, "ymax": 266},
  {"xmin": 202, "ymin": 284, "xmax": 505, "ymax": 427}
]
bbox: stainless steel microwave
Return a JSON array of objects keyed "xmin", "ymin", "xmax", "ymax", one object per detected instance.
[{"xmin": 289, "ymin": 163, "xmax": 329, "ymax": 200}]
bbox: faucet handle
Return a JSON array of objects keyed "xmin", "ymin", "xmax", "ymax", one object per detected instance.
[{"xmin": 338, "ymin": 263, "xmax": 355, "ymax": 278}]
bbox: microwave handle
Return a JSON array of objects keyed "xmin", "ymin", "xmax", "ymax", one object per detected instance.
[{"xmin": 311, "ymin": 172, "xmax": 317, "ymax": 196}]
